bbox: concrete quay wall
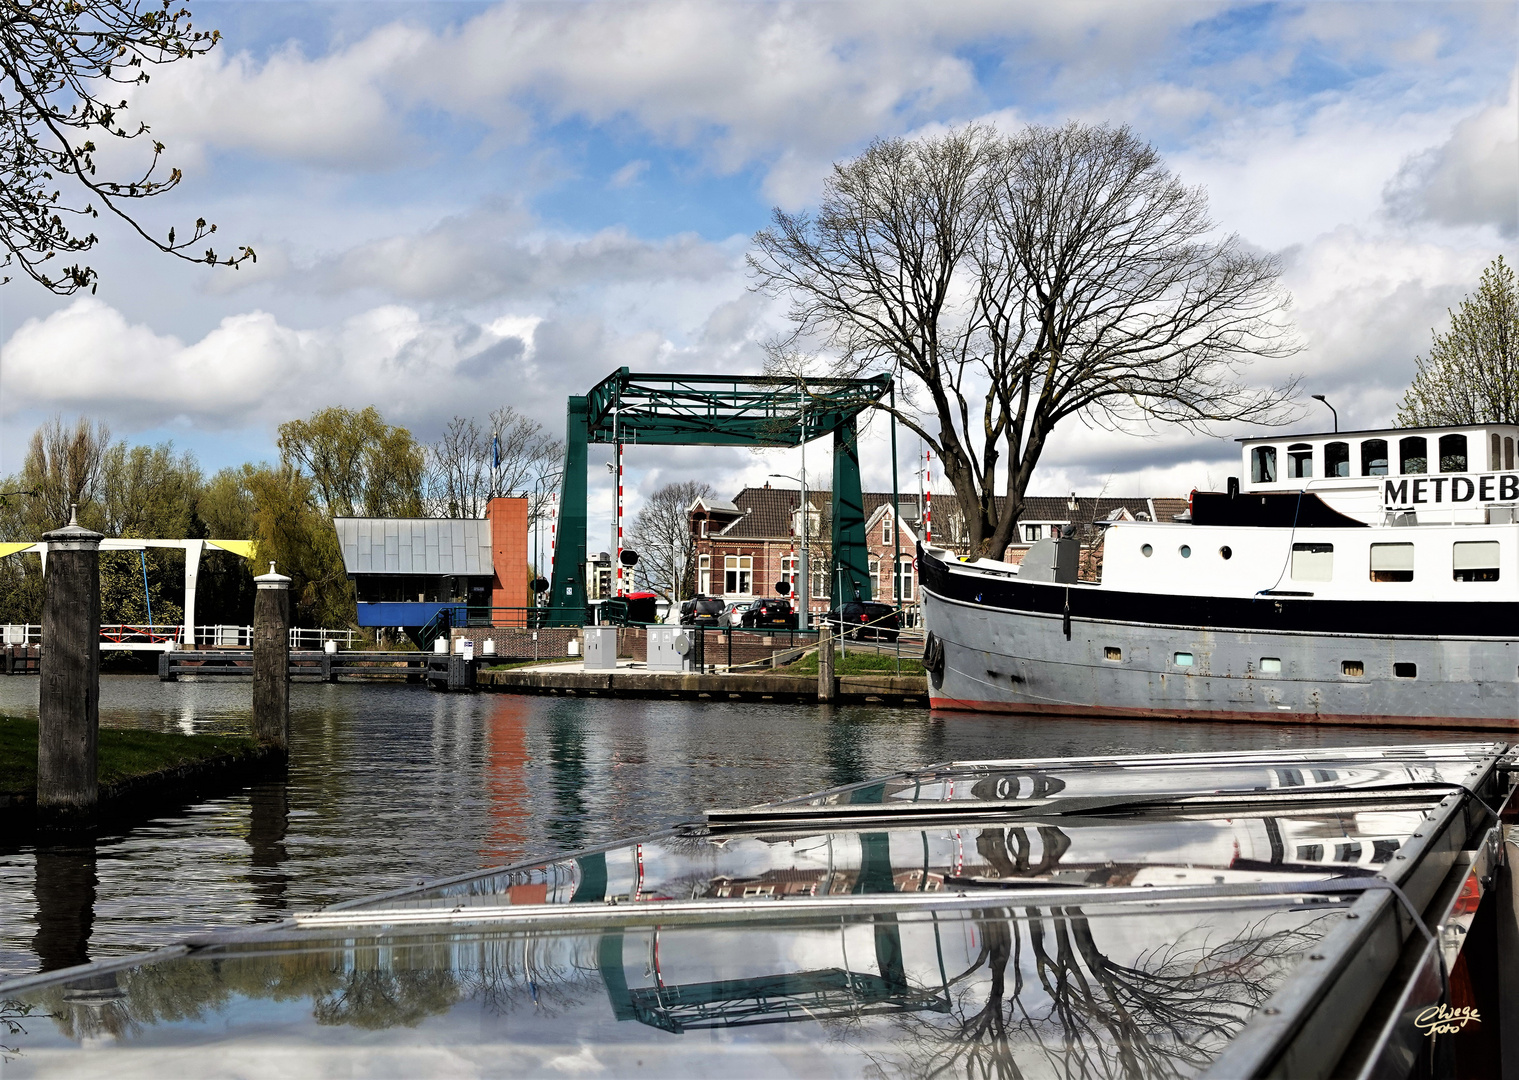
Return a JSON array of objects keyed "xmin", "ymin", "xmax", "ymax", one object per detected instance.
[{"xmin": 477, "ymin": 667, "xmax": 927, "ymax": 706}]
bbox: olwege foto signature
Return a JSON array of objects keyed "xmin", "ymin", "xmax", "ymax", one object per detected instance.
[{"xmin": 1415, "ymin": 1004, "xmax": 1480, "ymax": 1036}]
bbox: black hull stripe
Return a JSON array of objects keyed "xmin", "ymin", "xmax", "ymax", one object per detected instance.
[{"xmin": 917, "ymin": 545, "xmax": 1519, "ymax": 639}]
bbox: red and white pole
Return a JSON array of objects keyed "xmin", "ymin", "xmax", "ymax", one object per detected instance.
[{"xmin": 614, "ymin": 443, "xmax": 625, "ymax": 596}]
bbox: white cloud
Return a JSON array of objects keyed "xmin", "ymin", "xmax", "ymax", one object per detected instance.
[
  {"xmin": 1384, "ymin": 74, "xmax": 1519, "ymax": 237},
  {"xmin": 609, "ymin": 160, "xmax": 650, "ymax": 189}
]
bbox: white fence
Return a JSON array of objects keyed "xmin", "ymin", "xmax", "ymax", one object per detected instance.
[{"xmin": 2, "ymin": 624, "xmax": 357, "ymax": 650}]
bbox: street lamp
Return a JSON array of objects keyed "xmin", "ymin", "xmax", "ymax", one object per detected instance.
[
  {"xmin": 1311, "ymin": 394, "xmax": 1338, "ymax": 432},
  {"xmin": 770, "ymin": 472, "xmax": 809, "ymax": 631}
]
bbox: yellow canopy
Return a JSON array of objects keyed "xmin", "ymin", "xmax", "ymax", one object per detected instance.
[
  {"xmin": 0, "ymin": 542, "xmax": 37, "ymax": 558},
  {"xmin": 207, "ymin": 539, "xmax": 256, "ymax": 559}
]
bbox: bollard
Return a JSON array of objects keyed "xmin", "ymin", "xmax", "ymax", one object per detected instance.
[
  {"xmin": 818, "ymin": 625, "xmax": 835, "ymax": 703},
  {"xmin": 252, "ymin": 563, "xmax": 291, "ymax": 751},
  {"xmin": 37, "ymin": 511, "xmax": 104, "ymax": 822}
]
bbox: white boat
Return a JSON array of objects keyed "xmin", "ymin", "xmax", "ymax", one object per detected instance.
[{"xmin": 919, "ymin": 422, "xmax": 1519, "ymax": 727}]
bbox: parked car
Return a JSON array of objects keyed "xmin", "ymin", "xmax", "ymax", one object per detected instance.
[
  {"xmin": 823, "ymin": 601, "xmax": 900, "ymax": 641},
  {"xmin": 720, "ymin": 602, "xmax": 747, "ymax": 627},
  {"xmin": 679, "ymin": 597, "xmax": 726, "ymax": 625},
  {"xmin": 741, "ymin": 598, "xmax": 797, "ymax": 629}
]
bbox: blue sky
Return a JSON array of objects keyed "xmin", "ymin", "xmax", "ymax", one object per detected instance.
[{"xmin": 0, "ymin": 0, "xmax": 1514, "ymax": 528}]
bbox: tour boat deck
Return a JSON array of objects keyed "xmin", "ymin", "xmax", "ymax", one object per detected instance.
[{"xmin": 1, "ymin": 742, "xmax": 1513, "ymax": 1078}]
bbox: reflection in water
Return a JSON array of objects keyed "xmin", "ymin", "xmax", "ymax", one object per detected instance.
[
  {"xmin": 246, "ymin": 782, "xmax": 289, "ymax": 914},
  {"xmin": 544, "ymin": 704, "xmax": 590, "ymax": 852},
  {"xmin": 31, "ymin": 846, "xmax": 96, "ymax": 972},
  {"xmin": 483, "ymin": 697, "xmax": 531, "ymax": 863}
]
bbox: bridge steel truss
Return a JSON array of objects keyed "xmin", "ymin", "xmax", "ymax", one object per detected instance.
[{"xmin": 546, "ymin": 368, "xmax": 895, "ymax": 626}]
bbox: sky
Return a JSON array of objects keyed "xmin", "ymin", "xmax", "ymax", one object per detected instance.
[{"xmin": 0, "ymin": 0, "xmax": 1515, "ymax": 538}]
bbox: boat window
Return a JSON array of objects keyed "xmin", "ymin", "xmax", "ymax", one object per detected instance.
[
  {"xmin": 1325, "ymin": 441, "xmax": 1350, "ymax": 478},
  {"xmin": 1219, "ymin": 546, "xmax": 1233, "ymax": 560},
  {"xmin": 1141, "ymin": 543, "xmax": 1153, "ymax": 557},
  {"xmin": 1260, "ymin": 657, "xmax": 1282, "ymax": 673},
  {"xmin": 1287, "ymin": 443, "xmax": 1314, "ymax": 478},
  {"xmin": 1394, "ymin": 662, "xmax": 1417, "ymax": 679},
  {"xmin": 1179, "ymin": 545, "xmax": 1191, "ymax": 558},
  {"xmin": 1369, "ymin": 543, "xmax": 1414, "ymax": 583},
  {"xmin": 1342, "ymin": 660, "xmax": 1364, "ymax": 677},
  {"xmin": 1173, "ymin": 652, "xmax": 1194, "ymax": 667},
  {"xmin": 1399, "ymin": 436, "xmax": 1427, "ymax": 474},
  {"xmin": 1290, "ymin": 542, "xmax": 1334, "ymax": 581},
  {"xmin": 1439, "ymin": 433, "xmax": 1467, "ymax": 472},
  {"xmin": 1104, "ymin": 647, "xmax": 1121, "ymax": 661},
  {"xmin": 1453, "ymin": 541, "xmax": 1500, "ymax": 582},
  {"xmin": 1360, "ymin": 439, "xmax": 1388, "ymax": 476},
  {"xmin": 1492, "ymin": 433, "xmax": 1503, "ymax": 470},
  {"xmin": 1251, "ymin": 445, "xmax": 1277, "ymax": 483},
  {"xmin": 1508, "ymin": 437, "xmax": 1515, "ymax": 471},
  {"xmin": 1297, "ymin": 844, "xmax": 1324, "ymax": 862}
]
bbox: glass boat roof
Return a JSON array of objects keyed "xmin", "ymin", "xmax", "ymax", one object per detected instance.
[{"xmin": 0, "ymin": 741, "xmax": 1508, "ymax": 1080}]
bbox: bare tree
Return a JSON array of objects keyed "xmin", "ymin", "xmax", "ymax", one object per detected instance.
[
  {"xmin": 627, "ymin": 480, "xmax": 712, "ymax": 602},
  {"xmin": 1398, "ymin": 255, "xmax": 1519, "ymax": 427},
  {"xmin": 751, "ymin": 122, "xmax": 1298, "ymax": 560},
  {"xmin": 13, "ymin": 415, "xmax": 111, "ymax": 528},
  {"xmin": 424, "ymin": 407, "xmax": 563, "ymax": 520},
  {"xmin": 1, "ymin": 0, "xmax": 253, "ymax": 293}
]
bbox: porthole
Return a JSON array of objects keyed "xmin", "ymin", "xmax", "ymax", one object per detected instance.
[
  {"xmin": 1174, "ymin": 652, "xmax": 1194, "ymax": 667},
  {"xmin": 1342, "ymin": 660, "xmax": 1364, "ymax": 677},
  {"xmin": 1260, "ymin": 657, "xmax": 1282, "ymax": 674},
  {"xmin": 1179, "ymin": 545, "xmax": 1192, "ymax": 558},
  {"xmin": 1104, "ymin": 647, "xmax": 1122, "ymax": 661},
  {"xmin": 1141, "ymin": 544, "xmax": 1153, "ymax": 557},
  {"xmin": 1394, "ymin": 662, "xmax": 1417, "ymax": 679},
  {"xmin": 1219, "ymin": 546, "xmax": 1233, "ymax": 560}
]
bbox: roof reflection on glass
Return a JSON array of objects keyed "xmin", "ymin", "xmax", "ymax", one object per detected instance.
[
  {"xmin": 349, "ymin": 804, "xmax": 1435, "ymax": 914},
  {"xmin": 5, "ymin": 900, "xmax": 1345, "ymax": 1079}
]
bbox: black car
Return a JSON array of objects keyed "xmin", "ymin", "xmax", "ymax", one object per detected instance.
[
  {"xmin": 741, "ymin": 598, "xmax": 797, "ymax": 629},
  {"xmin": 824, "ymin": 601, "xmax": 899, "ymax": 641},
  {"xmin": 679, "ymin": 596, "xmax": 726, "ymax": 625}
]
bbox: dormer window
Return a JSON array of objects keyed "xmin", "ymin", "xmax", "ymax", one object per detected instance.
[
  {"xmin": 1399, "ymin": 436, "xmax": 1427, "ymax": 475},
  {"xmin": 1287, "ymin": 443, "xmax": 1313, "ymax": 479},
  {"xmin": 1251, "ymin": 446, "xmax": 1277, "ymax": 483},
  {"xmin": 1361, "ymin": 439, "xmax": 1388, "ymax": 476},
  {"xmin": 1439, "ymin": 434, "xmax": 1467, "ymax": 473},
  {"xmin": 1325, "ymin": 442, "xmax": 1350, "ymax": 478}
]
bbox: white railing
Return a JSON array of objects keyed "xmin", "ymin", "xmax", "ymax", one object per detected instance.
[
  {"xmin": 3, "ymin": 623, "xmax": 358, "ymax": 650},
  {"xmin": 193, "ymin": 625, "xmax": 357, "ymax": 649},
  {"xmin": 2, "ymin": 624, "xmax": 41, "ymax": 646}
]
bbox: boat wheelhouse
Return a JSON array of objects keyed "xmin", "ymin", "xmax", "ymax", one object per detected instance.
[{"xmin": 918, "ymin": 423, "xmax": 1519, "ymax": 726}]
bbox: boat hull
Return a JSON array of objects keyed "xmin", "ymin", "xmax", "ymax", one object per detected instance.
[{"xmin": 919, "ymin": 563, "xmax": 1519, "ymax": 729}]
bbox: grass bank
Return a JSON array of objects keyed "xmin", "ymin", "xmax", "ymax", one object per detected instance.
[
  {"xmin": 781, "ymin": 652, "xmax": 924, "ymax": 677},
  {"xmin": 1, "ymin": 715, "xmax": 264, "ymax": 802}
]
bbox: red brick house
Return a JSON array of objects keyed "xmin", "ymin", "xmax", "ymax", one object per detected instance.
[{"xmin": 688, "ymin": 486, "xmax": 1188, "ymax": 614}]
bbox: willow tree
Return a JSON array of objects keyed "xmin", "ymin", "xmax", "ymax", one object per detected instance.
[
  {"xmin": 750, "ymin": 123, "xmax": 1298, "ymax": 560},
  {"xmin": 1397, "ymin": 255, "xmax": 1519, "ymax": 427},
  {"xmin": 1, "ymin": 0, "xmax": 255, "ymax": 292}
]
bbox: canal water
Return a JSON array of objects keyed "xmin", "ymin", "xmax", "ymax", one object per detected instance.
[{"xmin": 0, "ymin": 675, "xmax": 1471, "ymax": 980}]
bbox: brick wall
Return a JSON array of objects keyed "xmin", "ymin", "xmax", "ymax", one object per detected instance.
[{"xmin": 486, "ymin": 497, "xmax": 529, "ymax": 611}]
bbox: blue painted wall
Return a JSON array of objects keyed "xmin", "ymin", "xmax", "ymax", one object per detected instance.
[{"xmin": 354, "ymin": 602, "xmax": 464, "ymax": 628}]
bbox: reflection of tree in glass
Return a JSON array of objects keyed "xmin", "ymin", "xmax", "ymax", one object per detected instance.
[
  {"xmin": 3, "ymin": 998, "xmax": 57, "ymax": 1061},
  {"xmin": 312, "ymin": 967, "xmax": 459, "ymax": 1030},
  {"xmin": 456, "ymin": 934, "xmax": 603, "ymax": 1019},
  {"xmin": 884, "ymin": 908, "xmax": 1330, "ymax": 1080}
]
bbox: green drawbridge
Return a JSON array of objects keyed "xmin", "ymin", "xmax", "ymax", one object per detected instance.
[{"xmin": 546, "ymin": 368, "xmax": 894, "ymax": 626}]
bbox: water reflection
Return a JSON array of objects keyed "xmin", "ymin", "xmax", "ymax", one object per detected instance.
[
  {"xmin": 31, "ymin": 847, "xmax": 95, "ymax": 973},
  {"xmin": 0, "ymin": 675, "xmax": 1469, "ymax": 980},
  {"xmin": 245, "ymin": 783, "xmax": 288, "ymax": 914}
]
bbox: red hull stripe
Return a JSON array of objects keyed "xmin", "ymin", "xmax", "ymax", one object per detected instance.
[{"xmin": 927, "ymin": 696, "xmax": 1519, "ymax": 731}]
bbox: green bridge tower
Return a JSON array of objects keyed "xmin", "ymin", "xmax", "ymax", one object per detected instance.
[{"xmin": 546, "ymin": 369, "xmax": 894, "ymax": 626}]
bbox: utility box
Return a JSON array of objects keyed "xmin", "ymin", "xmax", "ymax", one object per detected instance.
[
  {"xmin": 583, "ymin": 626, "xmax": 619, "ymax": 670},
  {"xmin": 646, "ymin": 626, "xmax": 694, "ymax": 673}
]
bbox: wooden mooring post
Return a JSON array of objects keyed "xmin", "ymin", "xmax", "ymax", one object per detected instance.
[
  {"xmin": 817, "ymin": 625, "xmax": 835, "ymax": 703},
  {"xmin": 252, "ymin": 564, "xmax": 291, "ymax": 751},
  {"xmin": 37, "ymin": 511, "xmax": 104, "ymax": 824}
]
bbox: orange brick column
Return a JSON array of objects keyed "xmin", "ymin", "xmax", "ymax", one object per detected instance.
[{"xmin": 486, "ymin": 497, "xmax": 529, "ymax": 624}]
